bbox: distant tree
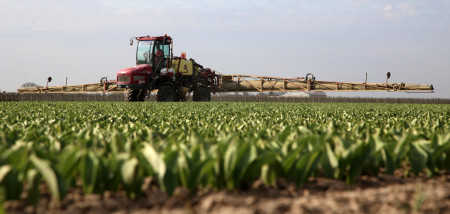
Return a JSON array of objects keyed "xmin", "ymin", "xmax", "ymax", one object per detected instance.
[{"xmin": 21, "ymin": 82, "xmax": 40, "ymax": 88}]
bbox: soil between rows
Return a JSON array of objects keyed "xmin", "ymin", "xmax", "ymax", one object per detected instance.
[{"xmin": 4, "ymin": 172, "xmax": 450, "ymax": 214}]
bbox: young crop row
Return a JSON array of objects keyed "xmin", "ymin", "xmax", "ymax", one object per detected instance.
[{"xmin": 0, "ymin": 102, "xmax": 449, "ymax": 203}]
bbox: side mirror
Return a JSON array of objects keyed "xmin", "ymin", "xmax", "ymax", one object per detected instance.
[
  {"xmin": 386, "ymin": 72, "xmax": 391, "ymax": 79},
  {"xmin": 130, "ymin": 39, "xmax": 134, "ymax": 46}
]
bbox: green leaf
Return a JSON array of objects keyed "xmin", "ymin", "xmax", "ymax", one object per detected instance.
[
  {"xmin": 162, "ymin": 150, "xmax": 178, "ymax": 195},
  {"xmin": 121, "ymin": 157, "xmax": 138, "ymax": 186},
  {"xmin": 294, "ymin": 151, "xmax": 321, "ymax": 187},
  {"xmin": 381, "ymin": 148, "xmax": 395, "ymax": 174},
  {"xmin": 321, "ymin": 143, "xmax": 338, "ymax": 178},
  {"xmin": 141, "ymin": 144, "xmax": 166, "ymax": 180},
  {"xmin": 0, "ymin": 165, "xmax": 11, "ymax": 182},
  {"xmin": 2, "ymin": 170, "xmax": 22, "ymax": 200},
  {"xmin": 80, "ymin": 152, "xmax": 99, "ymax": 193},
  {"xmin": 177, "ymin": 152, "xmax": 190, "ymax": 188},
  {"xmin": 30, "ymin": 154, "xmax": 60, "ymax": 200},
  {"xmin": 346, "ymin": 142, "xmax": 370, "ymax": 184},
  {"xmin": 57, "ymin": 149, "xmax": 82, "ymax": 179},
  {"xmin": 261, "ymin": 164, "xmax": 276, "ymax": 186},
  {"xmin": 26, "ymin": 169, "xmax": 41, "ymax": 204},
  {"xmin": 281, "ymin": 145, "xmax": 305, "ymax": 176},
  {"xmin": 235, "ymin": 143, "xmax": 257, "ymax": 184},
  {"xmin": 409, "ymin": 143, "xmax": 428, "ymax": 175},
  {"xmin": 223, "ymin": 142, "xmax": 237, "ymax": 187},
  {"xmin": 196, "ymin": 159, "xmax": 216, "ymax": 187}
]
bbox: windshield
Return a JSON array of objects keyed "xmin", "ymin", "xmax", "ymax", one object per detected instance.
[{"xmin": 136, "ymin": 41, "xmax": 153, "ymax": 65}]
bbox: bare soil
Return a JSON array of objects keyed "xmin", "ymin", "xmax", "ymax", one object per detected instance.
[{"xmin": 4, "ymin": 172, "xmax": 450, "ymax": 214}]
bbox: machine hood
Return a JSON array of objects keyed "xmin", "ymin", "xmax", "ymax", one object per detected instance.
[{"xmin": 117, "ymin": 64, "xmax": 153, "ymax": 75}]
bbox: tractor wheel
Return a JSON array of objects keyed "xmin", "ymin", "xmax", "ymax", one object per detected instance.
[
  {"xmin": 125, "ymin": 89, "xmax": 139, "ymax": 102},
  {"xmin": 193, "ymin": 86, "xmax": 211, "ymax": 102},
  {"xmin": 157, "ymin": 84, "xmax": 178, "ymax": 102},
  {"xmin": 125, "ymin": 89, "xmax": 146, "ymax": 102}
]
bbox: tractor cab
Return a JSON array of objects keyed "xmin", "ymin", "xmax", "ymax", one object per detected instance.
[
  {"xmin": 117, "ymin": 35, "xmax": 173, "ymax": 91},
  {"xmin": 135, "ymin": 35, "xmax": 173, "ymax": 73}
]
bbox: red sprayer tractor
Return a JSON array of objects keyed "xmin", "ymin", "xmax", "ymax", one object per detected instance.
[{"xmin": 116, "ymin": 35, "xmax": 216, "ymax": 102}]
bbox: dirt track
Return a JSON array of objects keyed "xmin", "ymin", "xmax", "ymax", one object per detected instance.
[{"xmin": 4, "ymin": 173, "xmax": 450, "ymax": 214}]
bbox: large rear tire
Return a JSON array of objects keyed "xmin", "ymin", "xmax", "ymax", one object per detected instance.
[
  {"xmin": 125, "ymin": 89, "xmax": 146, "ymax": 102},
  {"xmin": 193, "ymin": 86, "xmax": 211, "ymax": 102},
  {"xmin": 157, "ymin": 84, "xmax": 178, "ymax": 102}
]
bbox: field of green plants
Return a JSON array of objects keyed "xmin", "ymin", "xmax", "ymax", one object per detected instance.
[{"xmin": 0, "ymin": 102, "xmax": 449, "ymax": 204}]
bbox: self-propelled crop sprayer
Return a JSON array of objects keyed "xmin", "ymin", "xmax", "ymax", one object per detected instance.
[
  {"xmin": 116, "ymin": 35, "xmax": 217, "ymax": 102},
  {"xmin": 18, "ymin": 34, "xmax": 434, "ymax": 101}
]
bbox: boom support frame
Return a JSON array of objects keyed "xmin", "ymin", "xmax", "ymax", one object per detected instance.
[{"xmin": 18, "ymin": 73, "xmax": 433, "ymax": 94}]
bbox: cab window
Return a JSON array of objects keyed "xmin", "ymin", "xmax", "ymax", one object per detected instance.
[{"xmin": 136, "ymin": 41, "xmax": 153, "ymax": 65}]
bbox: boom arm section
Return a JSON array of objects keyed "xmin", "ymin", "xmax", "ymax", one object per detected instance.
[
  {"xmin": 215, "ymin": 75, "xmax": 433, "ymax": 93},
  {"xmin": 17, "ymin": 74, "xmax": 433, "ymax": 93},
  {"xmin": 17, "ymin": 81, "xmax": 125, "ymax": 93}
]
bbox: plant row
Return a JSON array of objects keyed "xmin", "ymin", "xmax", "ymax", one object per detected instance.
[{"xmin": 0, "ymin": 102, "xmax": 448, "ymax": 203}]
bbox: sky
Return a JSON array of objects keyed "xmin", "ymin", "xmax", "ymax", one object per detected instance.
[{"xmin": 1, "ymin": 0, "xmax": 449, "ymax": 98}]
